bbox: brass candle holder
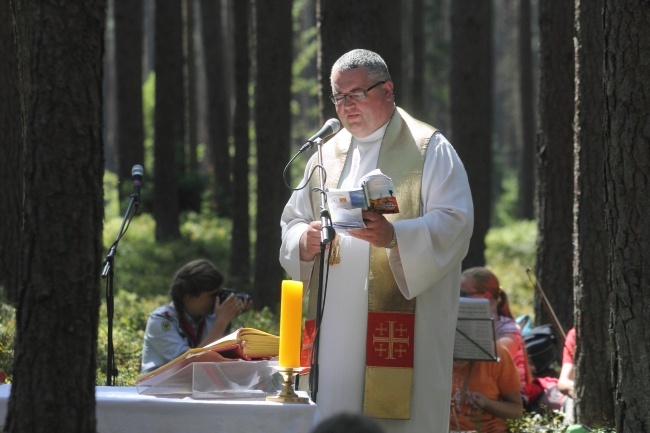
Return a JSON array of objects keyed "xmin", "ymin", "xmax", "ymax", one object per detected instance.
[{"xmin": 266, "ymin": 366, "xmax": 309, "ymax": 404}]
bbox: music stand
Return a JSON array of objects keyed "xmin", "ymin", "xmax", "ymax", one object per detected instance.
[{"xmin": 453, "ymin": 298, "xmax": 498, "ymax": 362}]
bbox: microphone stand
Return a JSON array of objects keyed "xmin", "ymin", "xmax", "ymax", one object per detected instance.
[
  {"xmin": 101, "ymin": 192, "xmax": 139, "ymax": 386},
  {"xmin": 309, "ymin": 137, "xmax": 335, "ymax": 403}
]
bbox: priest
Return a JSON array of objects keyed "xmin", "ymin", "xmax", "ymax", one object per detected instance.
[{"xmin": 280, "ymin": 49, "xmax": 473, "ymax": 433}]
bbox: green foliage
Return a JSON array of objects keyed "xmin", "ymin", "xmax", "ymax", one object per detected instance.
[
  {"xmin": 493, "ymin": 172, "xmax": 520, "ymax": 227},
  {"xmin": 507, "ymin": 410, "xmax": 615, "ymax": 433},
  {"xmin": 102, "ymin": 211, "xmax": 233, "ymax": 298},
  {"xmin": 484, "ymin": 219, "xmax": 537, "ymax": 318},
  {"xmin": 96, "ymin": 291, "xmax": 165, "ymax": 386},
  {"xmin": 0, "ymin": 304, "xmax": 15, "ymax": 382}
]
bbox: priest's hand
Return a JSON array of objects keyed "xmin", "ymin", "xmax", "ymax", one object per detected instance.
[
  {"xmin": 349, "ymin": 211, "xmax": 395, "ymax": 248},
  {"xmin": 299, "ymin": 221, "xmax": 322, "ymax": 261}
]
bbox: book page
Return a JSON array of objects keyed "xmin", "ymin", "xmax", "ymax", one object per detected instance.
[
  {"xmin": 457, "ymin": 298, "xmax": 491, "ymax": 319},
  {"xmin": 326, "ymin": 188, "xmax": 366, "ymax": 230},
  {"xmin": 454, "ymin": 298, "xmax": 497, "ymax": 361}
]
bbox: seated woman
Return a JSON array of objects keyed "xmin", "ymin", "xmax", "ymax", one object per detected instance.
[
  {"xmin": 450, "ymin": 344, "xmax": 523, "ymax": 433},
  {"xmin": 140, "ymin": 258, "xmax": 252, "ymax": 373},
  {"xmin": 557, "ymin": 327, "xmax": 576, "ymax": 423},
  {"xmin": 461, "ymin": 267, "xmax": 532, "ymax": 390}
]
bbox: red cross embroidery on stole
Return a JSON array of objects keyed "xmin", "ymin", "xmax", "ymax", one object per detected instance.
[{"xmin": 366, "ymin": 312, "xmax": 415, "ymax": 368}]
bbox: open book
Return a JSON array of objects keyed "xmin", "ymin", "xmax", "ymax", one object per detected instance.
[
  {"xmin": 136, "ymin": 327, "xmax": 280, "ymax": 384},
  {"xmin": 327, "ymin": 169, "xmax": 399, "ymax": 230},
  {"xmin": 453, "ymin": 298, "xmax": 498, "ymax": 361}
]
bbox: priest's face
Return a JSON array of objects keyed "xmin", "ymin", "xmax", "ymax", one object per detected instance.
[{"xmin": 330, "ymin": 67, "xmax": 395, "ymax": 138}]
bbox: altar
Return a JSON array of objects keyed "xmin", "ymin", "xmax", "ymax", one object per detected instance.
[{"xmin": 0, "ymin": 385, "xmax": 320, "ymax": 433}]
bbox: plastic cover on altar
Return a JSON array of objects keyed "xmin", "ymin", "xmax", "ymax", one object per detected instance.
[{"xmin": 136, "ymin": 360, "xmax": 283, "ymax": 398}]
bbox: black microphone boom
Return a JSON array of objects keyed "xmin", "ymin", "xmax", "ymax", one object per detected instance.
[
  {"xmin": 299, "ymin": 118, "xmax": 341, "ymax": 152},
  {"xmin": 131, "ymin": 164, "xmax": 143, "ymax": 202}
]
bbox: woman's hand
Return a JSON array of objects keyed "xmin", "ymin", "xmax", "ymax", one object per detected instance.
[
  {"xmin": 465, "ymin": 391, "xmax": 488, "ymax": 409},
  {"xmin": 214, "ymin": 293, "xmax": 245, "ymax": 322}
]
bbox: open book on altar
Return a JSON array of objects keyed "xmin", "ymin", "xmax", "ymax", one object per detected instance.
[
  {"xmin": 136, "ymin": 327, "xmax": 280, "ymax": 385},
  {"xmin": 453, "ymin": 298, "xmax": 498, "ymax": 361},
  {"xmin": 326, "ymin": 169, "xmax": 399, "ymax": 230}
]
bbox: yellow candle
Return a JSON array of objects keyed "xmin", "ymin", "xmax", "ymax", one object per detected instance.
[{"xmin": 278, "ymin": 280, "xmax": 303, "ymax": 367}]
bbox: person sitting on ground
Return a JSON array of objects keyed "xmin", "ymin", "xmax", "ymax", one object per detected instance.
[
  {"xmin": 461, "ymin": 267, "xmax": 532, "ymax": 390},
  {"xmin": 310, "ymin": 413, "xmax": 385, "ymax": 433},
  {"xmin": 140, "ymin": 258, "xmax": 252, "ymax": 374},
  {"xmin": 557, "ymin": 327, "xmax": 576, "ymax": 423},
  {"xmin": 450, "ymin": 344, "xmax": 523, "ymax": 433}
]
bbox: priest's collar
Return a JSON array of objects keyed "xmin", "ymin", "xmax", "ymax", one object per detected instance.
[{"xmin": 353, "ymin": 121, "xmax": 389, "ymax": 144}]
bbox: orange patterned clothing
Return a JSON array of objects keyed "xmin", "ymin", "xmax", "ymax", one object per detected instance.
[{"xmin": 450, "ymin": 344, "xmax": 521, "ymax": 433}]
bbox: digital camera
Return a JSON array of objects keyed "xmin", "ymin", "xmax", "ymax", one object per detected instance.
[{"xmin": 217, "ymin": 288, "xmax": 252, "ymax": 303}]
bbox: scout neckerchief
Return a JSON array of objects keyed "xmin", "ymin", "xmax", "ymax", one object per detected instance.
[
  {"xmin": 301, "ymin": 107, "xmax": 436, "ymax": 419},
  {"xmin": 165, "ymin": 310, "xmax": 206, "ymax": 348}
]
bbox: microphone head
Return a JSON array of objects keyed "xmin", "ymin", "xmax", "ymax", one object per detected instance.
[
  {"xmin": 131, "ymin": 164, "xmax": 144, "ymax": 178},
  {"xmin": 326, "ymin": 118, "xmax": 341, "ymax": 134}
]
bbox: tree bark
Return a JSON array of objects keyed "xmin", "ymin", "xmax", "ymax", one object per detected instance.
[
  {"xmin": 200, "ymin": 0, "xmax": 232, "ymax": 217},
  {"xmin": 0, "ymin": 0, "xmax": 23, "ymax": 304},
  {"xmin": 518, "ymin": 0, "xmax": 536, "ymax": 220},
  {"xmin": 229, "ymin": 0, "xmax": 251, "ymax": 287},
  {"xmin": 114, "ymin": 0, "xmax": 145, "ymax": 205},
  {"xmin": 534, "ymin": 1, "xmax": 575, "ymax": 331},
  {"xmin": 450, "ymin": 0, "xmax": 492, "ymax": 268},
  {"xmin": 253, "ymin": 0, "xmax": 293, "ymax": 310},
  {"xmin": 153, "ymin": 0, "xmax": 183, "ymax": 241},
  {"xmin": 7, "ymin": 1, "xmax": 105, "ymax": 431},
  {"xmin": 573, "ymin": 0, "xmax": 615, "ymax": 427},
  {"xmin": 604, "ymin": 2, "xmax": 650, "ymax": 431}
]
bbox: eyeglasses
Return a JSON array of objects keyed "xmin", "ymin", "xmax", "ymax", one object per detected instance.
[
  {"xmin": 329, "ymin": 81, "xmax": 387, "ymax": 105},
  {"xmin": 460, "ymin": 291, "xmax": 484, "ymax": 298}
]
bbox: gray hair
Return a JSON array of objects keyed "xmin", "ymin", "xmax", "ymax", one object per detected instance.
[{"xmin": 330, "ymin": 49, "xmax": 392, "ymax": 84}]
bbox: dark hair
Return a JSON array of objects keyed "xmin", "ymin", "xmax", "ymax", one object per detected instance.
[
  {"xmin": 461, "ymin": 266, "xmax": 514, "ymax": 319},
  {"xmin": 169, "ymin": 259, "xmax": 224, "ymax": 317},
  {"xmin": 310, "ymin": 413, "xmax": 385, "ymax": 433}
]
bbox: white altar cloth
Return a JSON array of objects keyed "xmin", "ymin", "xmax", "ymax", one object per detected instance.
[{"xmin": 0, "ymin": 385, "xmax": 319, "ymax": 433}]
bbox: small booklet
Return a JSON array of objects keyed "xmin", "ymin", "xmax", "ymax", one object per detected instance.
[
  {"xmin": 453, "ymin": 298, "xmax": 498, "ymax": 361},
  {"xmin": 327, "ymin": 169, "xmax": 399, "ymax": 230},
  {"xmin": 136, "ymin": 327, "xmax": 280, "ymax": 384}
]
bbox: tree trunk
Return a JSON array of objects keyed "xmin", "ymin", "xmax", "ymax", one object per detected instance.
[
  {"xmin": 318, "ymin": 0, "xmax": 401, "ymax": 123},
  {"xmin": 200, "ymin": 0, "xmax": 232, "ymax": 217},
  {"xmin": 534, "ymin": 1, "xmax": 575, "ymax": 331},
  {"xmin": 184, "ymin": 0, "xmax": 198, "ymax": 173},
  {"xmin": 518, "ymin": 0, "xmax": 536, "ymax": 220},
  {"xmin": 253, "ymin": 0, "xmax": 293, "ymax": 310},
  {"xmin": 0, "ymin": 0, "xmax": 22, "ymax": 304},
  {"xmin": 7, "ymin": 2, "xmax": 105, "ymax": 431},
  {"xmin": 573, "ymin": 0, "xmax": 615, "ymax": 427},
  {"xmin": 410, "ymin": 0, "xmax": 424, "ymax": 120},
  {"xmin": 423, "ymin": 0, "xmax": 451, "ymax": 133},
  {"xmin": 229, "ymin": 0, "xmax": 250, "ymax": 287},
  {"xmin": 450, "ymin": 0, "xmax": 492, "ymax": 269},
  {"xmin": 114, "ymin": 0, "xmax": 145, "ymax": 205},
  {"xmin": 153, "ymin": 0, "xmax": 183, "ymax": 241},
  {"xmin": 604, "ymin": 2, "xmax": 650, "ymax": 431}
]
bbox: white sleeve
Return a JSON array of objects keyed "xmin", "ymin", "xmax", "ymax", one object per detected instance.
[
  {"xmin": 279, "ymin": 157, "xmax": 318, "ymax": 282},
  {"xmin": 388, "ymin": 132, "xmax": 474, "ymax": 299}
]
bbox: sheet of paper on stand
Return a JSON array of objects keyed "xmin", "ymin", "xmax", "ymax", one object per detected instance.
[{"xmin": 453, "ymin": 298, "xmax": 498, "ymax": 361}]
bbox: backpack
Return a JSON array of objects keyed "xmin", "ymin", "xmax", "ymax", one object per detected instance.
[{"xmin": 516, "ymin": 316, "xmax": 561, "ymax": 375}]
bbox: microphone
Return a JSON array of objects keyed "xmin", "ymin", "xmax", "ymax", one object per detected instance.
[
  {"xmin": 131, "ymin": 164, "xmax": 143, "ymax": 203},
  {"xmin": 299, "ymin": 118, "xmax": 341, "ymax": 152}
]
